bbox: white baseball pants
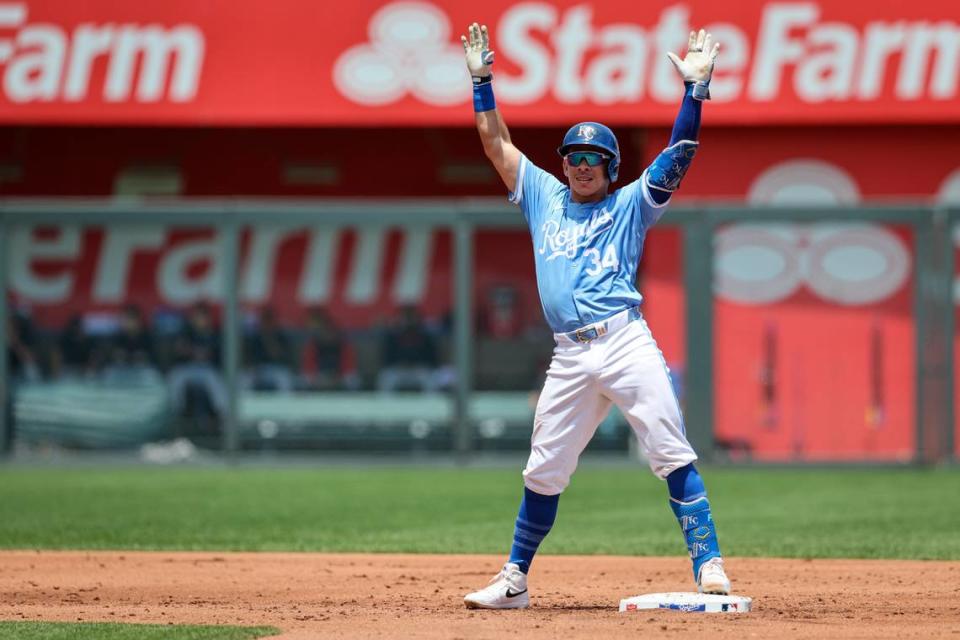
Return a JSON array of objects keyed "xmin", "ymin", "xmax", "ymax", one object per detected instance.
[{"xmin": 523, "ymin": 313, "xmax": 698, "ymax": 495}]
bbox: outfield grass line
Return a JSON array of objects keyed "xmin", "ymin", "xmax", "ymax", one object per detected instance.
[
  {"xmin": 0, "ymin": 621, "xmax": 279, "ymax": 640},
  {"xmin": 0, "ymin": 467, "xmax": 956, "ymax": 560}
]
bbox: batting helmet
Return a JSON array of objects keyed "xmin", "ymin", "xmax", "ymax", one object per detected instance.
[{"xmin": 557, "ymin": 122, "xmax": 621, "ymax": 182}]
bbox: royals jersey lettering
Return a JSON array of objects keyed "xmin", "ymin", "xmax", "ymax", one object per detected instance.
[{"xmin": 509, "ymin": 154, "xmax": 669, "ymax": 333}]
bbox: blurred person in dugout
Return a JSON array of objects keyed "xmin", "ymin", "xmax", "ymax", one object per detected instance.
[
  {"xmin": 102, "ymin": 304, "xmax": 161, "ymax": 384},
  {"xmin": 5, "ymin": 309, "xmax": 40, "ymax": 451},
  {"xmin": 7, "ymin": 309, "xmax": 40, "ymax": 384},
  {"xmin": 481, "ymin": 284, "xmax": 524, "ymax": 339},
  {"xmin": 50, "ymin": 313, "xmax": 97, "ymax": 379},
  {"xmin": 243, "ymin": 307, "xmax": 295, "ymax": 392},
  {"xmin": 376, "ymin": 304, "xmax": 444, "ymax": 392},
  {"xmin": 167, "ymin": 302, "xmax": 228, "ymax": 420},
  {"xmin": 301, "ymin": 307, "xmax": 360, "ymax": 391}
]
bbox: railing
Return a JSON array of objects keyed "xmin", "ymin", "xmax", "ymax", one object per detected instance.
[{"xmin": 0, "ymin": 200, "xmax": 955, "ymax": 463}]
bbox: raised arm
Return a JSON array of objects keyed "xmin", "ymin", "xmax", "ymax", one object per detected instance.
[
  {"xmin": 462, "ymin": 23, "xmax": 521, "ymax": 193},
  {"xmin": 646, "ymin": 29, "xmax": 721, "ymax": 205}
]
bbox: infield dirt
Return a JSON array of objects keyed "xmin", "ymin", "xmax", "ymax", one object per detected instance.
[{"xmin": 0, "ymin": 552, "xmax": 958, "ymax": 639}]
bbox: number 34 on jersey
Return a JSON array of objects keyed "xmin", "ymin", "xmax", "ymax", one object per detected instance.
[{"xmin": 583, "ymin": 245, "xmax": 620, "ymax": 276}]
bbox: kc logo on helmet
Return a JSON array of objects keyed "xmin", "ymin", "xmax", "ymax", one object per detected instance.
[
  {"xmin": 578, "ymin": 125, "xmax": 597, "ymax": 140},
  {"xmin": 333, "ymin": 2, "xmax": 468, "ymax": 106}
]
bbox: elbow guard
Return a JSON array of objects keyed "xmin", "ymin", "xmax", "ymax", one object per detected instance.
[{"xmin": 645, "ymin": 140, "xmax": 699, "ymax": 193}]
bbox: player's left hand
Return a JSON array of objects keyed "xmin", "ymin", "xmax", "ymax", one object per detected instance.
[{"xmin": 666, "ymin": 29, "xmax": 720, "ymax": 83}]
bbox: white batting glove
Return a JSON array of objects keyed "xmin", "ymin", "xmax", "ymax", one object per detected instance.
[
  {"xmin": 461, "ymin": 22, "xmax": 494, "ymax": 81},
  {"xmin": 666, "ymin": 29, "xmax": 720, "ymax": 99}
]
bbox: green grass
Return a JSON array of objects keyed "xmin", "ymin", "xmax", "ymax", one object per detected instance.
[
  {"xmin": 0, "ymin": 622, "xmax": 277, "ymax": 639},
  {"xmin": 0, "ymin": 465, "xmax": 957, "ymax": 560}
]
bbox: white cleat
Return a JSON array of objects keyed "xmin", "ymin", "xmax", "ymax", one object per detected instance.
[
  {"xmin": 464, "ymin": 562, "xmax": 530, "ymax": 609},
  {"xmin": 697, "ymin": 557, "xmax": 731, "ymax": 595}
]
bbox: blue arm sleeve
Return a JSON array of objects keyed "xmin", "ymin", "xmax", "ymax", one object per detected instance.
[
  {"xmin": 649, "ymin": 83, "xmax": 702, "ymax": 205},
  {"xmin": 669, "ymin": 83, "xmax": 702, "ymax": 146}
]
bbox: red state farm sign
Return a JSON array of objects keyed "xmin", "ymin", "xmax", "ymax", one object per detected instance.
[
  {"xmin": 0, "ymin": 2, "xmax": 205, "ymax": 109},
  {"xmin": 6, "ymin": 225, "xmax": 457, "ymax": 327},
  {"xmin": 8, "ymin": 220, "xmax": 923, "ymax": 328},
  {"xmin": 1, "ymin": 0, "xmax": 958, "ymax": 125}
]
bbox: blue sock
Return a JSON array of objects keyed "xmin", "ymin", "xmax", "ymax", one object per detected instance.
[
  {"xmin": 666, "ymin": 464, "xmax": 721, "ymax": 579},
  {"xmin": 508, "ymin": 487, "xmax": 559, "ymax": 574},
  {"xmin": 667, "ymin": 463, "xmax": 706, "ymax": 502}
]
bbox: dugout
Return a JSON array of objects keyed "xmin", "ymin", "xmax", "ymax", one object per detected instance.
[{"xmin": 0, "ymin": 0, "xmax": 957, "ymax": 463}]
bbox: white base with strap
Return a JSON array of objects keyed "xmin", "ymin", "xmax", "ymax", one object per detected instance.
[{"xmin": 619, "ymin": 592, "xmax": 752, "ymax": 613}]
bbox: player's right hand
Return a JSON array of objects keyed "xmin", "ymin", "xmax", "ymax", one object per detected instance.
[{"xmin": 461, "ymin": 23, "xmax": 494, "ymax": 79}]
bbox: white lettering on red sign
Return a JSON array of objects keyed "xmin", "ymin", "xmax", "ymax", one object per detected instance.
[
  {"xmin": 750, "ymin": 4, "xmax": 960, "ymax": 102},
  {"xmin": 158, "ymin": 235, "xmax": 225, "ymax": 305},
  {"xmin": 93, "ymin": 227, "xmax": 165, "ymax": 302},
  {"xmin": 335, "ymin": 1, "xmax": 960, "ymax": 107},
  {"xmin": 9, "ymin": 226, "xmax": 81, "ymax": 302},
  {"xmin": 333, "ymin": 1, "xmax": 467, "ymax": 106},
  {"xmin": 298, "ymin": 228, "xmax": 340, "ymax": 304},
  {"xmin": 715, "ymin": 223, "xmax": 912, "ymax": 306},
  {"xmin": 6, "ymin": 222, "xmax": 922, "ymax": 310},
  {"xmin": 0, "ymin": 3, "xmax": 204, "ymax": 103},
  {"xmin": 241, "ymin": 227, "xmax": 291, "ymax": 304},
  {"xmin": 7, "ymin": 226, "xmax": 434, "ymax": 309}
]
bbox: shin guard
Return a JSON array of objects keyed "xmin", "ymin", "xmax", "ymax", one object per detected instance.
[{"xmin": 669, "ymin": 496, "xmax": 721, "ymax": 579}]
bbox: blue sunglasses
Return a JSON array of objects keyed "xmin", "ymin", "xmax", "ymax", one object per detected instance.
[{"xmin": 565, "ymin": 151, "xmax": 610, "ymax": 167}]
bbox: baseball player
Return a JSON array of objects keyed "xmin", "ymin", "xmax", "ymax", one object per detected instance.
[{"xmin": 461, "ymin": 23, "xmax": 730, "ymax": 609}]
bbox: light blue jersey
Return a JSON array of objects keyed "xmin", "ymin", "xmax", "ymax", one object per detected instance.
[{"xmin": 510, "ymin": 155, "xmax": 670, "ymax": 333}]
